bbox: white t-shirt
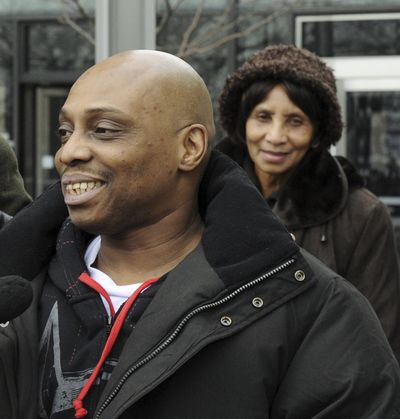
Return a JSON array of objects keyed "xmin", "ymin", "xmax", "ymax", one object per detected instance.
[{"xmin": 84, "ymin": 236, "xmax": 143, "ymax": 317}]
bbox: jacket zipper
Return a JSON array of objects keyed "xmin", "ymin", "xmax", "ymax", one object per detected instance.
[{"xmin": 94, "ymin": 257, "xmax": 295, "ymax": 418}]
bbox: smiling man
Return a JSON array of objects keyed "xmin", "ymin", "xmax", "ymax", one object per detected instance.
[{"xmin": 0, "ymin": 50, "xmax": 399, "ymax": 419}]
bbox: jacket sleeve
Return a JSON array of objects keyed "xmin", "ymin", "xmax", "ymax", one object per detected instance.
[
  {"xmin": 271, "ymin": 273, "xmax": 400, "ymax": 418},
  {"xmin": 343, "ymin": 193, "xmax": 400, "ymax": 362}
]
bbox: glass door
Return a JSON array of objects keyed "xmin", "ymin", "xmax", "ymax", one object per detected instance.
[
  {"xmin": 35, "ymin": 87, "xmax": 69, "ymax": 194},
  {"xmin": 336, "ymin": 78, "xmax": 400, "ymax": 249},
  {"xmin": 336, "ymin": 79, "xmax": 400, "ymax": 206}
]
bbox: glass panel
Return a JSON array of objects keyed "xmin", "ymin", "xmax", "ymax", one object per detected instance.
[
  {"xmin": 346, "ymin": 90, "xmax": 400, "ymax": 251},
  {"xmin": 302, "ymin": 19, "xmax": 400, "ymax": 57},
  {"xmin": 346, "ymin": 91, "xmax": 400, "ymax": 202},
  {"xmin": 35, "ymin": 88, "xmax": 69, "ymax": 194},
  {"xmin": 26, "ymin": 21, "xmax": 94, "ymax": 72}
]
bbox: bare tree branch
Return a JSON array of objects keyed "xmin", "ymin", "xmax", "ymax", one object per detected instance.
[
  {"xmin": 70, "ymin": 0, "xmax": 91, "ymax": 19},
  {"xmin": 60, "ymin": 0, "xmax": 91, "ymax": 19},
  {"xmin": 58, "ymin": 12, "xmax": 95, "ymax": 45},
  {"xmin": 55, "ymin": 0, "xmax": 95, "ymax": 45},
  {"xmin": 187, "ymin": 0, "xmax": 239, "ymax": 47},
  {"xmin": 177, "ymin": 0, "xmax": 205, "ymax": 57},
  {"xmin": 177, "ymin": 0, "xmax": 303, "ymax": 58},
  {"xmin": 157, "ymin": 0, "xmax": 187, "ymax": 35}
]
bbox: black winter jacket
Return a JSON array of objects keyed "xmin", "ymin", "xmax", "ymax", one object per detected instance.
[{"xmin": 0, "ymin": 151, "xmax": 399, "ymax": 419}]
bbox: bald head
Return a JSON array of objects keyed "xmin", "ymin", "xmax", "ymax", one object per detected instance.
[{"xmin": 71, "ymin": 50, "xmax": 215, "ymax": 140}]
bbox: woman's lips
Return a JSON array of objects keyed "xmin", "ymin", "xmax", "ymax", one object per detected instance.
[{"xmin": 259, "ymin": 150, "xmax": 289, "ymax": 164}]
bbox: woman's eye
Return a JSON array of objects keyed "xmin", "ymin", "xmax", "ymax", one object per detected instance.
[
  {"xmin": 289, "ymin": 117, "xmax": 303, "ymax": 126},
  {"xmin": 257, "ymin": 112, "xmax": 271, "ymax": 121}
]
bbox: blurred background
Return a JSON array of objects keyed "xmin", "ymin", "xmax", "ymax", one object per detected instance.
[{"xmin": 1, "ymin": 0, "xmax": 400, "ymax": 245}]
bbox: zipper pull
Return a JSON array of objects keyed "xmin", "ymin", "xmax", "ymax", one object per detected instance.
[{"xmin": 105, "ymin": 315, "xmax": 113, "ymax": 336}]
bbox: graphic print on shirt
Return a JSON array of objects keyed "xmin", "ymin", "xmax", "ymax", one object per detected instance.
[
  {"xmin": 39, "ymin": 302, "xmax": 119, "ymax": 416},
  {"xmin": 39, "ymin": 302, "xmax": 94, "ymax": 413}
]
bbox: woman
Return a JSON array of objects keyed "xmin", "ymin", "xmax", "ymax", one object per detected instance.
[{"xmin": 217, "ymin": 44, "xmax": 400, "ymax": 360}]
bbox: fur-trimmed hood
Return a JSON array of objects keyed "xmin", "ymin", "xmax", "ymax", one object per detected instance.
[{"xmin": 216, "ymin": 139, "xmax": 364, "ymax": 229}]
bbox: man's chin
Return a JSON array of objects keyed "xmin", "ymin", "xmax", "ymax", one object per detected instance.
[{"xmin": 68, "ymin": 214, "xmax": 103, "ymax": 236}]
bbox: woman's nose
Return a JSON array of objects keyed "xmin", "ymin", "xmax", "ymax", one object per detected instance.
[{"xmin": 266, "ymin": 121, "xmax": 287, "ymax": 144}]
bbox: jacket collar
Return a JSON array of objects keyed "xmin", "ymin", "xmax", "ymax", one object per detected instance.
[
  {"xmin": 199, "ymin": 150, "xmax": 298, "ymax": 285},
  {"xmin": 272, "ymin": 149, "xmax": 349, "ymax": 228}
]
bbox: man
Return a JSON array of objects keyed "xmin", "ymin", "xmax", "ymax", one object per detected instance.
[{"xmin": 0, "ymin": 50, "xmax": 399, "ymax": 419}]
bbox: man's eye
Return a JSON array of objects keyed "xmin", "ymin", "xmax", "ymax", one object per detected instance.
[
  {"xmin": 94, "ymin": 126, "xmax": 120, "ymax": 136},
  {"xmin": 57, "ymin": 128, "xmax": 72, "ymax": 143},
  {"xmin": 95, "ymin": 127, "xmax": 109, "ymax": 134}
]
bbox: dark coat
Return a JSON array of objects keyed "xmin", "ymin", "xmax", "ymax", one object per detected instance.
[
  {"xmin": 0, "ymin": 151, "xmax": 399, "ymax": 419},
  {"xmin": 0, "ymin": 210, "xmax": 11, "ymax": 229},
  {"xmin": 0, "ymin": 136, "xmax": 31, "ymax": 215},
  {"xmin": 216, "ymin": 140, "xmax": 400, "ymax": 361}
]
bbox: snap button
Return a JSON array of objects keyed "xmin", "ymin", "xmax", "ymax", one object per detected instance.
[
  {"xmin": 220, "ymin": 316, "xmax": 232, "ymax": 327},
  {"xmin": 252, "ymin": 297, "xmax": 264, "ymax": 308},
  {"xmin": 294, "ymin": 270, "xmax": 306, "ymax": 281}
]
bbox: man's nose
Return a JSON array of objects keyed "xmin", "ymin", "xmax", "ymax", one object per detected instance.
[{"xmin": 57, "ymin": 132, "xmax": 92, "ymax": 165}]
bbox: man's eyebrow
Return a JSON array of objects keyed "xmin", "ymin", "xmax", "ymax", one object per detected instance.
[
  {"xmin": 59, "ymin": 106, "xmax": 128, "ymax": 118},
  {"xmin": 84, "ymin": 106, "xmax": 126, "ymax": 115}
]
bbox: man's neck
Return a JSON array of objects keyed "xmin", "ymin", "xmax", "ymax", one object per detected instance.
[{"xmin": 95, "ymin": 211, "xmax": 204, "ymax": 285}]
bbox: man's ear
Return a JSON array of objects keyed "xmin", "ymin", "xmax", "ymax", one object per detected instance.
[{"xmin": 178, "ymin": 124, "xmax": 208, "ymax": 172}]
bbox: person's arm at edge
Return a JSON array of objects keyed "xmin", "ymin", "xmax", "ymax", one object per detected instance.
[{"xmin": 0, "ymin": 181, "xmax": 68, "ymax": 279}]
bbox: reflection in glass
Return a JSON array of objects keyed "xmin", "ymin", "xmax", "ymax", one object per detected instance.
[
  {"xmin": 27, "ymin": 21, "xmax": 94, "ymax": 72},
  {"xmin": 0, "ymin": 20, "xmax": 14, "ymax": 142},
  {"xmin": 346, "ymin": 91, "xmax": 400, "ymax": 203},
  {"xmin": 302, "ymin": 19, "xmax": 400, "ymax": 57}
]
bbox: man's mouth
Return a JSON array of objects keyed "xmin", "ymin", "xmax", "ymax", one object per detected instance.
[
  {"xmin": 62, "ymin": 177, "xmax": 106, "ymax": 206},
  {"xmin": 65, "ymin": 181, "xmax": 103, "ymax": 195}
]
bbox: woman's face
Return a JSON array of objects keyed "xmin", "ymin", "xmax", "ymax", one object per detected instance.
[{"xmin": 245, "ymin": 84, "xmax": 314, "ymax": 185}]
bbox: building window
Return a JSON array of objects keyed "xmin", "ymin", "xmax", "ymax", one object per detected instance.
[{"xmin": 295, "ymin": 12, "xmax": 400, "ymax": 57}]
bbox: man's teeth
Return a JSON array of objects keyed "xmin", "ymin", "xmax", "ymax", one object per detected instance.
[{"xmin": 66, "ymin": 181, "xmax": 102, "ymax": 194}]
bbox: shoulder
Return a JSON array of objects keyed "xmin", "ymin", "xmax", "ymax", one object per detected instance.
[
  {"xmin": 345, "ymin": 187, "xmax": 392, "ymax": 226},
  {"xmin": 300, "ymin": 249, "xmax": 381, "ymax": 323},
  {"xmin": 298, "ymin": 248, "xmax": 396, "ymax": 355},
  {"xmin": 275, "ymin": 250, "xmax": 400, "ymax": 417}
]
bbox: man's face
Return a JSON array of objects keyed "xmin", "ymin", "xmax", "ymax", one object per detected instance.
[{"xmin": 55, "ymin": 67, "xmax": 181, "ymax": 236}]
